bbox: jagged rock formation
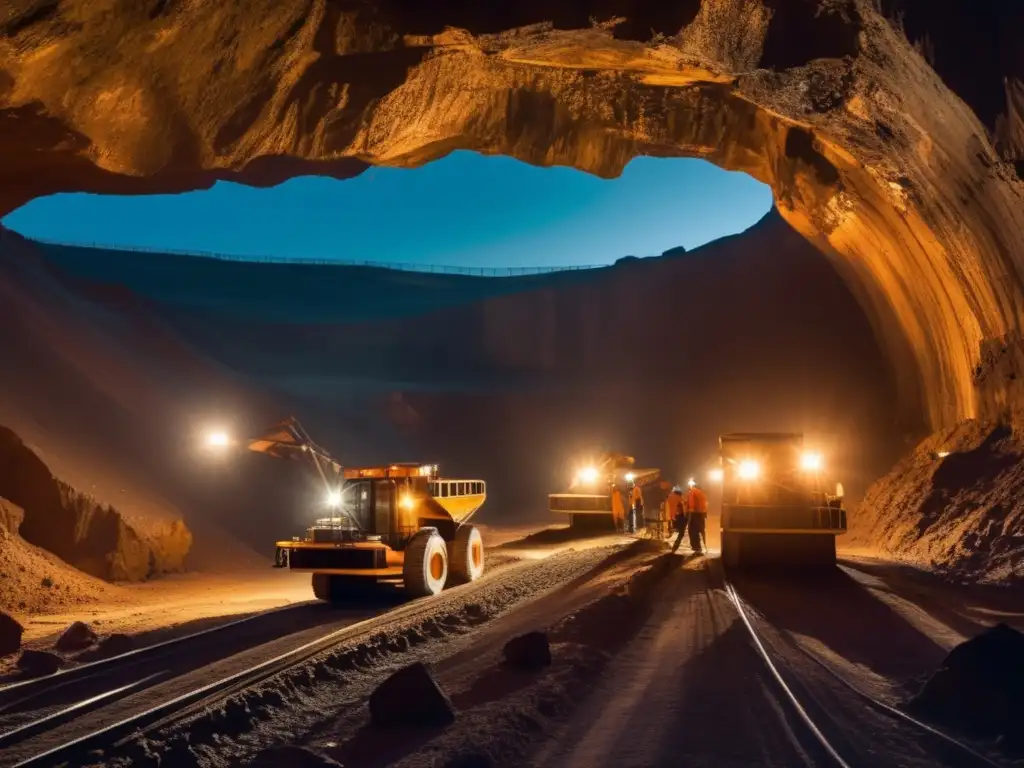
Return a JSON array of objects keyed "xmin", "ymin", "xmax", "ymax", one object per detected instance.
[
  {"xmin": 2, "ymin": 0, "xmax": 1024, "ymax": 439},
  {"xmin": 0, "ymin": 426, "xmax": 191, "ymax": 581}
]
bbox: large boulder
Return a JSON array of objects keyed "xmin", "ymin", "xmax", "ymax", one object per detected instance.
[
  {"xmin": 17, "ymin": 649, "xmax": 62, "ymax": 677},
  {"xmin": 909, "ymin": 623, "xmax": 1024, "ymax": 747},
  {"xmin": 0, "ymin": 497, "xmax": 24, "ymax": 534},
  {"xmin": 55, "ymin": 621, "xmax": 98, "ymax": 652},
  {"xmin": 0, "ymin": 610, "xmax": 24, "ymax": 656},
  {"xmin": 369, "ymin": 661, "xmax": 455, "ymax": 727},
  {"xmin": 503, "ymin": 631, "xmax": 552, "ymax": 671}
]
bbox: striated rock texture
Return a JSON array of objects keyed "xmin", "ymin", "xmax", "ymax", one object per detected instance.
[
  {"xmin": 2, "ymin": 0, "xmax": 1024, "ymax": 438},
  {"xmin": 850, "ymin": 419, "xmax": 1024, "ymax": 582},
  {"xmin": 0, "ymin": 426, "xmax": 192, "ymax": 581}
]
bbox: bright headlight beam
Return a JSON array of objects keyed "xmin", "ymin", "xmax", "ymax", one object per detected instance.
[
  {"xmin": 325, "ymin": 490, "xmax": 342, "ymax": 507},
  {"xmin": 800, "ymin": 452, "xmax": 823, "ymax": 472},
  {"xmin": 578, "ymin": 466, "xmax": 599, "ymax": 484},
  {"xmin": 708, "ymin": 468, "xmax": 724, "ymax": 483},
  {"xmin": 738, "ymin": 460, "xmax": 760, "ymax": 480},
  {"xmin": 206, "ymin": 431, "xmax": 230, "ymax": 448}
]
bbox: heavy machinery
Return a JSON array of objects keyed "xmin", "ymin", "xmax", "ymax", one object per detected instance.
[
  {"xmin": 717, "ymin": 432, "xmax": 846, "ymax": 569},
  {"xmin": 246, "ymin": 418, "xmax": 487, "ymax": 600},
  {"xmin": 548, "ymin": 451, "xmax": 661, "ymax": 530}
]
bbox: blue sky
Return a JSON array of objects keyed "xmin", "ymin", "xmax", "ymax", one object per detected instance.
[{"xmin": 3, "ymin": 152, "xmax": 772, "ymax": 268}]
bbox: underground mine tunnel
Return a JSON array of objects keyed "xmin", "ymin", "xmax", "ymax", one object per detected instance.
[
  {"xmin": 1, "ymin": 0, "xmax": 1023, "ymax": 581},
  {"xmin": 0, "ymin": 4, "xmax": 1023, "ymax": 768}
]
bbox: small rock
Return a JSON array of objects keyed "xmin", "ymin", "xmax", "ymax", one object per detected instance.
[
  {"xmin": 55, "ymin": 621, "xmax": 97, "ymax": 652},
  {"xmin": 369, "ymin": 661, "xmax": 455, "ymax": 727},
  {"xmin": 0, "ymin": 611, "xmax": 24, "ymax": 656},
  {"xmin": 503, "ymin": 631, "xmax": 552, "ymax": 671},
  {"xmin": 17, "ymin": 649, "xmax": 62, "ymax": 677},
  {"xmin": 95, "ymin": 633, "xmax": 135, "ymax": 657},
  {"xmin": 248, "ymin": 746, "xmax": 343, "ymax": 767}
]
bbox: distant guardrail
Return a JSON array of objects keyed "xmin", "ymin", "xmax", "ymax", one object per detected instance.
[{"xmin": 27, "ymin": 236, "xmax": 606, "ymax": 278}]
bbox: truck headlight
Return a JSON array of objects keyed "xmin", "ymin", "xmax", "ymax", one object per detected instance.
[
  {"xmin": 800, "ymin": 452, "xmax": 823, "ymax": 471},
  {"xmin": 577, "ymin": 466, "xmax": 599, "ymax": 484},
  {"xmin": 738, "ymin": 460, "xmax": 760, "ymax": 480}
]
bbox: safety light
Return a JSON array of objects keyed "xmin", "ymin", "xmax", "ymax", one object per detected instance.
[
  {"xmin": 687, "ymin": 478, "xmax": 696, "ymax": 488},
  {"xmin": 325, "ymin": 489, "xmax": 342, "ymax": 508},
  {"xmin": 738, "ymin": 460, "xmax": 760, "ymax": 480},
  {"xmin": 577, "ymin": 466, "xmax": 600, "ymax": 484},
  {"xmin": 708, "ymin": 468, "xmax": 724, "ymax": 483},
  {"xmin": 936, "ymin": 451, "xmax": 950, "ymax": 458},
  {"xmin": 625, "ymin": 472, "xmax": 636, "ymax": 483},
  {"xmin": 800, "ymin": 452, "xmax": 823, "ymax": 472},
  {"xmin": 400, "ymin": 494, "xmax": 415, "ymax": 510}
]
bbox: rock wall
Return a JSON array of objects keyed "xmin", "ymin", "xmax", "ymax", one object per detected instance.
[
  {"xmin": 2, "ymin": 0, "xmax": 1024, "ymax": 437},
  {"xmin": 0, "ymin": 426, "xmax": 191, "ymax": 581},
  {"xmin": 850, "ymin": 420, "xmax": 1024, "ymax": 583}
]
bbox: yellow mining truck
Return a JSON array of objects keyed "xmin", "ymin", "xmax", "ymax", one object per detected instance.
[
  {"xmin": 717, "ymin": 432, "xmax": 846, "ymax": 569},
  {"xmin": 548, "ymin": 451, "xmax": 661, "ymax": 530},
  {"xmin": 247, "ymin": 418, "xmax": 486, "ymax": 600}
]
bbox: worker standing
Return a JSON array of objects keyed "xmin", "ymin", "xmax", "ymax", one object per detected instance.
[
  {"xmin": 668, "ymin": 486, "xmax": 687, "ymax": 552},
  {"xmin": 629, "ymin": 482, "xmax": 644, "ymax": 534},
  {"xmin": 610, "ymin": 485, "xmax": 627, "ymax": 532},
  {"xmin": 685, "ymin": 480, "xmax": 709, "ymax": 555}
]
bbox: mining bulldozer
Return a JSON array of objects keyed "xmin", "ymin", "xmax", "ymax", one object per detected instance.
[
  {"xmin": 717, "ymin": 432, "xmax": 846, "ymax": 569},
  {"xmin": 548, "ymin": 451, "xmax": 661, "ymax": 530},
  {"xmin": 246, "ymin": 418, "xmax": 486, "ymax": 600}
]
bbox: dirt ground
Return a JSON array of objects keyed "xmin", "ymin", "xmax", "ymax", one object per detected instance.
[{"xmin": 7, "ymin": 522, "xmax": 626, "ymax": 649}]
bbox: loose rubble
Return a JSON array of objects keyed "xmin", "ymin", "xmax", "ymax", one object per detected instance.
[
  {"xmin": 369, "ymin": 662, "xmax": 455, "ymax": 727},
  {"xmin": 0, "ymin": 610, "xmax": 23, "ymax": 656},
  {"xmin": 503, "ymin": 631, "xmax": 552, "ymax": 671},
  {"xmin": 909, "ymin": 622, "xmax": 1024, "ymax": 755},
  {"xmin": 17, "ymin": 648, "xmax": 62, "ymax": 677}
]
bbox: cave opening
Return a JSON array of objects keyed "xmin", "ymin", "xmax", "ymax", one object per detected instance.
[{"xmin": 1, "ymin": 150, "xmax": 900, "ymax": 542}]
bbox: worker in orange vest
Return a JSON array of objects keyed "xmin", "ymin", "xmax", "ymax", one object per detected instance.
[
  {"xmin": 685, "ymin": 480, "xmax": 709, "ymax": 554},
  {"xmin": 669, "ymin": 485, "xmax": 687, "ymax": 552},
  {"xmin": 610, "ymin": 484, "xmax": 626, "ymax": 532},
  {"xmin": 628, "ymin": 481, "xmax": 644, "ymax": 534}
]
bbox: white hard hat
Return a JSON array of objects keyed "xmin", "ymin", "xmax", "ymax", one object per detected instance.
[{"xmin": 672, "ymin": 485, "xmax": 682, "ymax": 493}]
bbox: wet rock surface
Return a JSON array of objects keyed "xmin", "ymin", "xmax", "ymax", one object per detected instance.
[
  {"xmin": 909, "ymin": 622, "xmax": 1024, "ymax": 753},
  {"xmin": 0, "ymin": 610, "xmax": 23, "ymax": 656},
  {"xmin": 369, "ymin": 661, "xmax": 456, "ymax": 727},
  {"xmin": 503, "ymin": 631, "xmax": 552, "ymax": 671}
]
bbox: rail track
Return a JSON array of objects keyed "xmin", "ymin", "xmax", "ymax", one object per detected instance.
[
  {"xmin": 2, "ymin": 541, "xmax": 637, "ymax": 768},
  {"xmin": 724, "ymin": 576, "xmax": 1006, "ymax": 768}
]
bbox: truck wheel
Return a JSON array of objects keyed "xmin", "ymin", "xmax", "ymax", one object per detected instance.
[
  {"xmin": 448, "ymin": 524, "xmax": 485, "ymax": 585},
  {"xmin": 403, "ymin": 529, "xmax": 449, "ymax": 597}
]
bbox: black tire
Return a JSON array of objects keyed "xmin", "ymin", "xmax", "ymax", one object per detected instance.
[
  {"xmin": 448, "ymin": 524, "xmax": 485, "ymax": 585},
  {"xmin": 403, "ymin": 529, "xmax": 449, "ymax": 598},
  {"xmin": 311, "ymin": 574, "xmax": 375, "ymax": 602}
]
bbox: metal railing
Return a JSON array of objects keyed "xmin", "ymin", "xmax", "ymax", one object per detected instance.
[{"xmin": 27, "ymin": 236, "xmax": 605, "ymax": 278}]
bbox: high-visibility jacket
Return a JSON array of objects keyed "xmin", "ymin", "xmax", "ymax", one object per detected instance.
[
  {"xmin": 611, "ymin": 488, "xmax": 626, "ymax": 521},
  {"xmin": 630, "ymin": 485, "xmax": 644, "ymax": 508},
  {"xmin": 687, "ymin": 487, "xmax": 708, "ymax": 514},
  {"xmin": 666, "ymin": 490, "xmax": 685, "ymax": 518}
]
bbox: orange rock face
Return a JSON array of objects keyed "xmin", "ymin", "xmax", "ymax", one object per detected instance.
[{"xmin": 1, "ymin": 0, "xmax": 1023, "ymax": 434}]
